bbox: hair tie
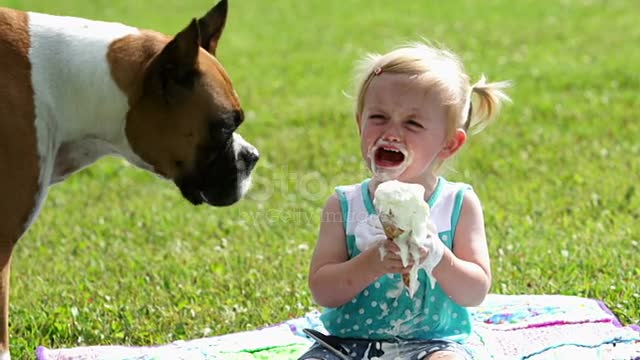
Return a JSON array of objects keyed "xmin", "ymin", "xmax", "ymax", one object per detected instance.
[{"xmin": 373, "ymin": 67, "xmax": 383, "ymax": 76}]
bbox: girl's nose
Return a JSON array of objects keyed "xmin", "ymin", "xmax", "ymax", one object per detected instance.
[{"xmin": 382, "ymin": 123, "xmax": 402, "ymax": 142}]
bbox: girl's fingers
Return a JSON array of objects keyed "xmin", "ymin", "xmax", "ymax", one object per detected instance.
[
  {"xmin": 385, "ymin": 259, "xmax": 412, "ymax": 272},
  {"xmin": 400, "ymin": 266, "xmax": 414, "ymax": 274},
  {"xmin": 380, "ymin": 239, "xmax": 400, "ymax": 253}
]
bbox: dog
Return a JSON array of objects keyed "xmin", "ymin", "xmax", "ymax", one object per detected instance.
[{"xmin": 0, "ymin": 0, "xmax": 259, "ymax": 357}]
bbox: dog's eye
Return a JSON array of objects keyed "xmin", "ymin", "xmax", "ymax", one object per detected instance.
[
  {"xmin": 209, "ymin": 110, "xmax": 241, "ymax": 136},
  {"xmin": 231, "ymin": 109, "xmax": 244, "ymax": 127},
  {"xmin": 208, "ymin": 121, "xmax": 233, "ymax": 142}
]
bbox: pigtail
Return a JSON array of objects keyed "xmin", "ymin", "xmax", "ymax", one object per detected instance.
[{"xmin": 466, "ymin": 75, "xmax": 512, "ymax": 134}]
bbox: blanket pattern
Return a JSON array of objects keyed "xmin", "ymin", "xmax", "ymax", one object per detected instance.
[{"xmin": 37, "ymin": 295, "xmax": 640, "ymax": 360}]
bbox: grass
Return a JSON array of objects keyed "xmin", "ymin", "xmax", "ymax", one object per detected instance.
[{"xmin": 5, "ymin": 0, "xmax": 639, "ymax": 358}]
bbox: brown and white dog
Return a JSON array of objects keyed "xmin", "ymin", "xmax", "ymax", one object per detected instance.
[{"xmin": 0, "ymin": 0, "xmax": 259, "ymax": 356}]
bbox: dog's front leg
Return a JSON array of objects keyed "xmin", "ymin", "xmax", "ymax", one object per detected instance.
[{"xmin": 0, "ymin": 245, "xmax": 12, "ymax": 360}]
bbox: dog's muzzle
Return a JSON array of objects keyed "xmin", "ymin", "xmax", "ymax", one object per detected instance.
[{"xmin": 177, "ymin": 133, "xmax": 259, "ymax": 206}]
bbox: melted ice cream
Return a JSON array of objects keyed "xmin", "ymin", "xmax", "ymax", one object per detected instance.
[{"xmin": 374, "ymin": 180, "xmax": 437, "ymax": 296}]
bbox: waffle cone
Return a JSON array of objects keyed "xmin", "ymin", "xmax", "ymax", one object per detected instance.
[
  {"xmin": 379, "ymin": 214, "xmax": 410, "ymax": 287},
  {"xmin": 381, "ymin": 222, "xmax": 404, "ymax": 239},
  {"xmin": 401, "ymin": 273, "xmax": 411, "ymax": 287}
]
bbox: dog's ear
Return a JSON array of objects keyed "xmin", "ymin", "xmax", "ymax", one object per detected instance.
[
  {"xmin": 197, "ymin": 0, "xmax": 228, "ymax": 56},
  {"xmin": 145, "ymin": 19, "xmax": 200, "ymax": 103}
]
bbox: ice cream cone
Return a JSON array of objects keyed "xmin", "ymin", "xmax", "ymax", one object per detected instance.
[
  {"xmin": 401, "ymin": 273, "xmax": 410, "ymax": 288},
  {"xmin": 379, "ymin": 213, "xmax": 411, "ymax": 288}
]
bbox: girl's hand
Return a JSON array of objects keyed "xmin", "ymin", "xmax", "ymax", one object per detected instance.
[
  {"xmin": 354, "ymin": 215, "xmax": 387, "ymax": 252},
  {"xmin": 362, "ymin": 239, "xmax": 417, "ymax": 276}
]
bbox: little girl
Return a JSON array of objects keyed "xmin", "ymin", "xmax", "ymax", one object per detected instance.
[{"xmin": 300, "ymin": 42, "xmax": 510, "ymax": 360}]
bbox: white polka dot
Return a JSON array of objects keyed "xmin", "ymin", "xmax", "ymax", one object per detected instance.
[
  {"xmin": 432, "ymin": 315, "xmax": 439, "ymax": 321},
  {"xmin": 415, "ymin": 300, "xmax": 422, "ymax": 308},
  {"xmin": 345, "ymin": 314, "xmax": 350, "ymax": 319},
  {"xmin": 374, "ymin": 282, "xmax": 381, "ymax": 288},
  {"xmin": 404, "ymin": 310, "xmax": 412, "ymax": 317},
  {"xmin": 425, "ymin": 308, "xmax": 430, "ymax": 314},
  {"xmin": 353, "ymin": 325, "xmax": 359, "ymax": 331},
  {"xmin": 340, "ymin": 329, "xmax": 346, "ymax": 334},
  {"xmin": 337, "ymin": 318, "xmax": 342, "ymax": 324},
  {"xmin": 366, "ymin": 318, "xmax": 373, "ymax": 325},
  {"xmin": 454, "ymin": 330, "xmax": 460, "ymax": 334},
  {"xmin": 358, "ymin": 308, "xmax": 365, "ymax": 315},
  {"xmin": 430, "ymin": 296, "xmax": 436, "ymax": 302},
  {"xmin": 364, "ymin": 290, "xmax": 369, "ymax": 296},
  {"xmin": 452, "ymin": 312, "xmax": 458, "ymax": 318},
  {"xmin": 442, "ymin": 235, "xmax": 448, "ymax": 241},
  {"xmin": 393, "ymin": 301, "xmax": 398, "ymax": 307},
  {"xmin": 371, "ymin": 301, "xmax": 377, "ymax": 307},
  {"xmin": 352, "ymin": 298, "xmax": 357, "ymax": 304},
  {"xmin": 461, "ymin": 320, "xmax": 468, "ymax": 325},
  {"xmin": 423, "ymin": 325, "xmax": 430, "ymax": 331}
]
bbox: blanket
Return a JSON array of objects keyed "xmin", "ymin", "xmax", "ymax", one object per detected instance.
[{"xmin": 37, "ymin": 294, "xmax": 640, "ymax": 359}]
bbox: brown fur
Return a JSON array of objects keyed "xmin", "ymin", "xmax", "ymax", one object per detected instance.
[
  {"xmin": 0, "ymin": 7, "xmax": 37, "ymax": 353},
  {"xmin": 107, "ymin": 30, "xmax": 241, "ymax": 180},
  {"xmin": 0, "ymin": 1, "xmax": 253, "ymax": 354}
]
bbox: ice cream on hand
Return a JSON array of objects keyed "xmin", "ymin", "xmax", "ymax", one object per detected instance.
[{"xmin": 373, "ymin": 180, "xmax": 442, "ymax": 297}]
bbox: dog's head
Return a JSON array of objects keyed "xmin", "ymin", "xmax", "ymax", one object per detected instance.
[{"xmin": 124, "ymin": 0, "xmax": 258, "ymax": 206}]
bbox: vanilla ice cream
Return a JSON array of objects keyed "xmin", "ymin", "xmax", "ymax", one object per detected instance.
[{"xmin": 373, "ymin": 180, "xmax": 439, "ymax": 297}]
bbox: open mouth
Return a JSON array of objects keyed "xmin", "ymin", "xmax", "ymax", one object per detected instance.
[{"xmin": 374, "ymin": 146, "xmax": 406, "ymax": 168}]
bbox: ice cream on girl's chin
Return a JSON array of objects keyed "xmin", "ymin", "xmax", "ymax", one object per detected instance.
[{"xmin": 367, "ymin": 140, "xmax": 413, "ymax": 182}]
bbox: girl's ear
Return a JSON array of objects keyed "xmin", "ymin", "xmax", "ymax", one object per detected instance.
[{"xmin": 438, "ymin": 129, "xmax": 467, "ymax": 159}]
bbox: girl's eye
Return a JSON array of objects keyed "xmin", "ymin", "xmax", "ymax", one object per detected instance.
[
  {"xmin": 406, "ymin": 120, "xmax": 424, "ymax": 129},
  {"xmin": 369, "ymin": 114, "xmax": 386, "ymax": 123}
]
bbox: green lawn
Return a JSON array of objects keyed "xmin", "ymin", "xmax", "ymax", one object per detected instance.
[{"xmin": 6, "ymin": 0, "xmax": 639, "ymax": 358}]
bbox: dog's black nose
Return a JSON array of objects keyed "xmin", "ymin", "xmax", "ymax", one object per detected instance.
[{"xmin": 242, "ymin": 147, "xmax": 259, "ymax": 170}]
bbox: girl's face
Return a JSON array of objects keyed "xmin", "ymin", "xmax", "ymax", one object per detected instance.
[{"xmin": 358, "ymin": 73, "xmax": 463, "ymax": 188}]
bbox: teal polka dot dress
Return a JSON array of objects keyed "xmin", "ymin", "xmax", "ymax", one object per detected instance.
[{"xmin": 321, "ymin": 177, "xmax": 473, "ymax": 341}]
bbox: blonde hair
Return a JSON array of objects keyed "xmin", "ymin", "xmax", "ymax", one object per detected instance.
[{"xmin": 354, "ymin": 42, "xmax": 511, "ymax": 140}]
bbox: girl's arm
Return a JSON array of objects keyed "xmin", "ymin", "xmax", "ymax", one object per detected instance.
[
  {"xmin": 308, "ymin": 194, "xmax": 387, "ymax": 308},
  {"xmin": 432, "ymin": 190, "xmax": 492, "ymax": 306}
]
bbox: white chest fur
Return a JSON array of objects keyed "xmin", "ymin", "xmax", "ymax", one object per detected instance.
[
  {"xmin": 28, "ymin": 12, "xmax": 139, "ymax": 146},
  {"xmin": 23, "ymin": 12, "xmax": 147, "ymax": 229}
]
